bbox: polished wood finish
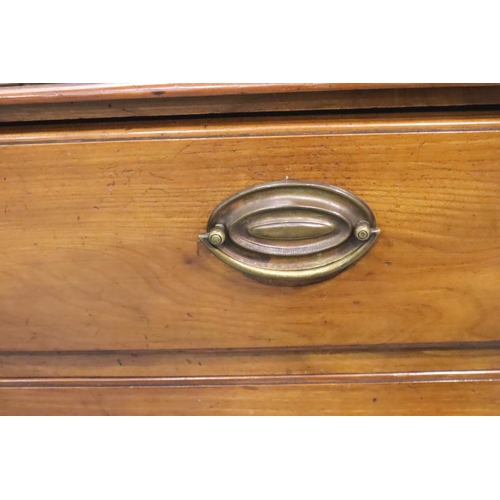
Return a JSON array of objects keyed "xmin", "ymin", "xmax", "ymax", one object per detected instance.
[
  {"xmin": 1, "ymin": 86, "xmax": 500, "ymax": 415},
  {"xmin": 2, "ymin": 381, "xmax": 499, "ymax": 415},
  {"xmin": 1, "ymin": 83, "xmax": 492, "ymax": 104},
  {"xmin": 0, "ymin": 112, "xmax": 499, "ymax": 352},
  {"xmin": 2, "ymin": 347, "xmax": 500, "ymax": 378},
  {"xmin": 3, "ymin": 110, "xmax": 500, "ymax": 143},
  {"xmin": 1, "ymin": 84, "xmax": 499, "ymax": 123}
]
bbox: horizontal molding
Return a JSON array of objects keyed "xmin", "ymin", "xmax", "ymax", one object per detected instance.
[
  {"xmin": 0, "ymin": 84, "xmax": 359, "ymax": 105},
  {"xmin": 2, "ymin": 111, "xmax": 500, "ymax": 146},
  {"xmin": 2, "ymin": 370, "xmax": 500, "ymax": 388},
  {"xmin": 1, "ymin": 85, "xmax": 499, "ymax": 123},
  {"xmin": 0, "ymin": 83, "xmax": 488, "ymax": 105},
  {"xmin": 2, "ymin": 339, "xmax": 500, "ymax": 356},
  {"xmin": 2, "ymin": 345, "xmax": 500, "ymax": 380}
]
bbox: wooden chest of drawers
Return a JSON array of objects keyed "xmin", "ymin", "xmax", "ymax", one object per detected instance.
[{"xmin": 1, "ymin": 84, "xmax": 499, "ymax": 415}]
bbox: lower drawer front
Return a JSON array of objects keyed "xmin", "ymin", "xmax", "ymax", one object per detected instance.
[{"xmin": 0, "ymin": 112, "xmax": 499, "ymax": 352}]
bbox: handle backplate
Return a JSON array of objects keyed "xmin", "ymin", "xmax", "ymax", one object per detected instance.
[{"xmin": 199, "ymin": 180, "xmax": 380, "ymax": 286}]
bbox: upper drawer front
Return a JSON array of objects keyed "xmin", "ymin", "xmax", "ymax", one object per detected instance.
[{"xmin": 0, "ymin": 113, "xmax": 499, "ymax": 351}]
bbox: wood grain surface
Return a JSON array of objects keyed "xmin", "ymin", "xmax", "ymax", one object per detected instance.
[
  {"xmin": 1, "ymin": 108, "xmax": 499, "ymax": 414},
  {"xmin": 1, "ymin": 83, "xmax": 491, "ymax": 105},
  {"xmin": 1, "ymin": 346, "xmax": 499, "ymax": 378},
  {"xmin": 2, "ymin": 84, "xmax": 500, "ymax": 122},
  {"xmin": 1, "ymin": 380, "xmax": 499, "ymax": 415},
  {"xmin": 0, "ymin": 111, "xmax": 499, "ymax": 352}
]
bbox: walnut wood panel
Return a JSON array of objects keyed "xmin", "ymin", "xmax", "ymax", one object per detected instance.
[
  {"xmin": 2, "ymin": 85, "xmax": 500, "ymax": 122},
  {"xmin": 1, "ymin": 380, "xmax": 499, "ymax": 415},
  {"xmin": 0, "ymin": 112, "xmax": 499, "ymax": 352}
]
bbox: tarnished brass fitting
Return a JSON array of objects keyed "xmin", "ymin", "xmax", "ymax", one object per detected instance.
[
  {"xmin": 208, "ymin": 224, "xmax": 226, "ymax": 246},
  {"xmin": 354, "ymin": 221, "xmax": 371, "ymax": 241}
]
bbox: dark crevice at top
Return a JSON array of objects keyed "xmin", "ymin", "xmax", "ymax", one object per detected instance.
[{"xmin": 1, "ymin": 104, "xmax": 500, "ymax": 129}]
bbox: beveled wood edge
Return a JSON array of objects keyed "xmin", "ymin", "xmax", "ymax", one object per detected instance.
[
  {"xmin": 2, "ymin": 110, "xmax": 500, "ymax": 146},
  {"xmin": 2, "ymin": 341, "xmax": 499, "ymax": 357},
  {"xmin": 2, "ymin": 370, "xmax": 500, "ymax": 388},
  {"xmin": 2, "ymin": 85, "xmax": 500, "ymax": 123},
  {"xmin": 2, "ymin": 345, "xmax": 500, "ymax": 380},
  {"xmin": 0, "ymin": 83, "xmax": 491, "ymax": 105},
  {"xmin": 3, "ymin": 339, "xmax": 500, "ymax": 355}
]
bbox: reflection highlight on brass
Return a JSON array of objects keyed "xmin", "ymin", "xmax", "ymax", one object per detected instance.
[{"xmin": 200, "ymin": 180, "xmax": 380, "ymax": 286}]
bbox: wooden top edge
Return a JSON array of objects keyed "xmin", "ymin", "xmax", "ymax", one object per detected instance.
[
  {"xmin": 0, "ymin": 83, "xmax": 495, "ymax": 105},
  {"xmin": 2, "ymin": 109, "xmax": 500, "ymax": 145}
]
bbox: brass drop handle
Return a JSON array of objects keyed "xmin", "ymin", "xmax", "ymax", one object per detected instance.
[{"xmin": 199, "ymin": 181, "xmax": 380, "ymax": 286}]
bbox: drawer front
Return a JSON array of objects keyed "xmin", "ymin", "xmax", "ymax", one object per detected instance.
[{"xmin": 0, "ymin": 113, "xmax": 499, "ymax": 352}]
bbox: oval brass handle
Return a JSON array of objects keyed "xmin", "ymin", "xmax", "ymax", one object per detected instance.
[{"xmin": 199, "ymin": 181, "xmax": 380, "ymax": 285}]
